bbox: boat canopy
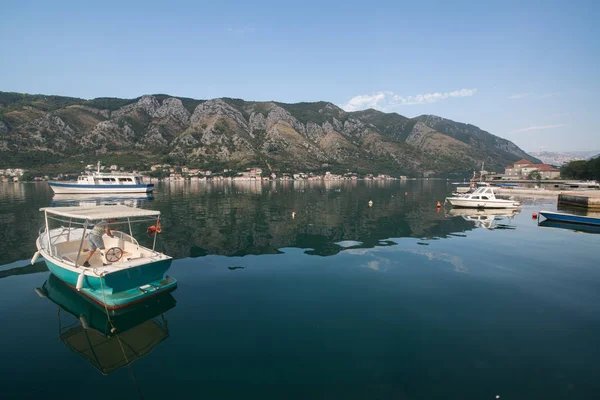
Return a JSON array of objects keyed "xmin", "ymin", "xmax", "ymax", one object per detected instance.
[{"xmin": 39, "ymin": 205, "xmax": 160, "ymax": 220}]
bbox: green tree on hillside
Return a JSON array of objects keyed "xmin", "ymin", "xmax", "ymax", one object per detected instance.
[{"xmin": 561, "ymin": 158, "xmax": 600, "ymax": 180}]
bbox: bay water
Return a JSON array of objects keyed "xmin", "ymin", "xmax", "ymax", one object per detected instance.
[{"xmin": 1, "ymin": 181, "xmax": 599, "ymax": 399}]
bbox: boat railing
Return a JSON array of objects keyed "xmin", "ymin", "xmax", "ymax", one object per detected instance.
[
  {"xmin": 111, "ymin": 230, "xmax": 140, "ymax": 247},
  {"xmin": 39, "ymin": 226, "xmax": 78, "ymax": 263}
]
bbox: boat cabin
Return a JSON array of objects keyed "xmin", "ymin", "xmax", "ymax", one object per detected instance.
[
  {"xmin": 460, "ymin": 187, "xmax": 497, "ymax": 200},
  {"xmin": 77, "ymin": 174, "xmax": 144, "ymax": 185}
]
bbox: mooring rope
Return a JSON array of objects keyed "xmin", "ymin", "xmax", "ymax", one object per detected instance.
[{"xmin": 94, "ymin": 269, "xmax": 144, "ymax": 399}]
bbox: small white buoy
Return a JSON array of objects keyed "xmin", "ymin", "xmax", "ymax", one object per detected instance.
[
  {"xmin": 31, "ymin": 251, "xmax": 40, "ymax": 265},
  {"xmin": 368, "ymin": 200, "xmax": 373, "ymax": 207},
  {"xmin": 496, "ymin": 396, "xmax": 500, "ymax": 399},
  {"xmin": 292, "ymin": 212, "xmax": 297, "ymax": 219},
  {"xmin": 76, "ymin": 272, "xmax": 85, "ymax": 291}
]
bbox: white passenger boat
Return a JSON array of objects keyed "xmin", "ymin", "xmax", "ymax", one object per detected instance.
[
  {"xmin": 445, "ymin": 187, "xmax": 521, "ymax": 209},
  {"xmin": 48, "ymin": 162, "xmax": 153, "ymax": 194}
]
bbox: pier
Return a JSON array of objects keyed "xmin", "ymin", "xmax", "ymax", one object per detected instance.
[
  {"xmin": 494, "ymin": 188, "xmax": 600, "ymax": 209},
  {"xmin": 558, "ymin": 191, "xmax": 600, "ymax": 209}
]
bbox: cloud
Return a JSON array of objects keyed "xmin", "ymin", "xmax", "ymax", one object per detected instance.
[
  {"xmin": 539, "ymin": 92, "xmax": 559, "ymax": 99},
  {"xmin": 509, "ymin": 92, "xmax": 531, "ymax": 99},
  {"xmin": 342, "ymin": 88, "xmax": 477, "ymax": 112},
  {"xmin": 509, "ymin": 124, "xmax": 567, "ymax": 134},
  {"xmin": 509, "ymin": 92, "xmax": 559, "ymax": 100}
]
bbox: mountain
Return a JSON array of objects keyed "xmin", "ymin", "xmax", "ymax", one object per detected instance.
[
  {"xmin": 529, "ymin": 151, "xmax": 600, "ymax": 166},
  {"xmin": 0, "ymin": 91, "xmax": 537, "ymax": 176}
]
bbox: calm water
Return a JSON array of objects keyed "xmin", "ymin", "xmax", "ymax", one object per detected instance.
[{"xmin": 1, "ymin": 181, "xmax": 599, "ymax": 399}]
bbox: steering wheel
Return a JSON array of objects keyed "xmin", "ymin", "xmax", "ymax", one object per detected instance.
[{"xmin": 105, "ymin": 247, "xmax": 123, "ymax": 262}]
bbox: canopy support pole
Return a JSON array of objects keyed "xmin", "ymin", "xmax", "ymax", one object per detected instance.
[
  {"xmin": 152, "ymin": 217, "xmax": 159, "ymax": 251},
  {"xmin": 44, "ymin": 211, "xmax": 51, "ymax": 257},
  {"xmin": 67, "ymin": 218, "xmax": 72, "ymax": 242},
  {"xmin": 75, "ymin": 220, "xmax": 88, "ymax": 268},
  {"xmin": 127, "ymin": 217, "xmax": 133, "ymax": 237}
]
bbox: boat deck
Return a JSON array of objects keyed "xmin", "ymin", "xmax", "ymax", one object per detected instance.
[{"xmin": 46, "ymin": 229, "xmax": 169, "ymax": 274}]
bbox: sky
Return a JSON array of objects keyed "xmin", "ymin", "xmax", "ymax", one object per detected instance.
[{"xmin": 1, "ymin": 0, "xmax": 598, "ymax": 152}]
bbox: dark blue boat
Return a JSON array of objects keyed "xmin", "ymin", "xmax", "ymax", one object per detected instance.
[{"xmin": 538, "ymin": 210, "xmax": 600, "ymax": 227}]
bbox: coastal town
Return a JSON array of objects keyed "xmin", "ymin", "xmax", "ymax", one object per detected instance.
[
  {"xmin": 0, "ymin": 163, "xmax": 406, "ymax": 183},
  {"xmin": 0, "ymin": 160, "xmax": 562, "ymax": 183},
  {"xmin": 0, "ymin": 159, "xmax": 561, "ymax": 183}
]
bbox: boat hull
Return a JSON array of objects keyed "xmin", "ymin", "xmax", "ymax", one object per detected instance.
[
  {"xmin": 446, "ymin": 198, "xmax": 520, "ymax": 209},
  {"xmin": 539, "ymin": 211, "xmax": 600, "ymax": 226},
  {"xmin": 48, "ymin": 182, "xmax": 154, "ymax": 194},
  {"xmin": 41, "ymin": 256, "xmax": 175, "ymax": 309}
]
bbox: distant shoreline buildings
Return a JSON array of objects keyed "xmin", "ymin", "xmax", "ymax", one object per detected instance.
[{"xmin": 503, "ymin": 159, "xmax": 560, "ymax": 180}]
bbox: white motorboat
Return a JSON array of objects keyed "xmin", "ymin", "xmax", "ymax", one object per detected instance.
[
  {"xmin": 48, "ymin": 162, "xmax": 153, "ymax": 194},
  {"xmin": 445, "ymin": 187, "xmax": 521, "ymax": 209}
]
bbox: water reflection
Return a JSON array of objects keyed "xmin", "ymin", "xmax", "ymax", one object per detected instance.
[
  {"xmin": 1, "ymin": 181, "xmax": 500, "ymax": 265},
  {"xmin": 149, "ymin": 181, "xmax": 475, "ymax": 258},
  {"xmin": 446, "ymin": 209, "xmax": 520, "ymax": 230},
  {"xmin": 538, "ymin": 220, "xmax": 600, "ymax": 234},
  {"xmin": 36, "ymin": 274, "xmax": 176, "ymax": 375},
  {"xmin": 51, "ymin": 193, "xmax": 154, "ymax": 207}
]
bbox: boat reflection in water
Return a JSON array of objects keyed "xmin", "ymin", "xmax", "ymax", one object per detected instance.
[
  {"xmin": 51, "ymin": 193, "xmax": 154, "ymax": 208},
  {"xmin": 446, "ymin": 208, "xmax": 520, "ymax": 230},
  {"xmin": 35, "ymin": 274, "xmax": 176, "ymax": 375},
  {"xmin": 538, "ymin": 220, "xmax": 600, "ymax": 234}
]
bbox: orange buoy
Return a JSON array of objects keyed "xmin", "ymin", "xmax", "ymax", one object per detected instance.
[
  {"xmin": 437, "ymin": 201, "xmax": 441, "ymax": 208},
  {"xmin": 147, "ymin": 225, "xmax": 157, "ymax": 234},
  {"xmin": 404, "ymin": 192, "xmax": 408, "ymax": 196},
  {"xmin": 532, "ymin": 213, "xmax": 538, "ymax": 220}
]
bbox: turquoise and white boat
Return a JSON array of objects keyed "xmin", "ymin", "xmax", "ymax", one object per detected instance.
[{"xmin": 33, "ymin": 205, "xmax": 176, "ymax": 309}]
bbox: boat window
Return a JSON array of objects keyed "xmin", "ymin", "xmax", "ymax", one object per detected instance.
[
  {"xmin": 119, "ymin": 178, "xmax": 132, "ymax": 182},
  {"xmin": 102, "ymin": 178, "xmax": 116, "ymax": 182},
  {"xmin": 481, "ymin": 196, "xmax": 489, "ymax": 200}
]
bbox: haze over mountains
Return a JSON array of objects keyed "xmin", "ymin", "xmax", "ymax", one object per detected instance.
[
  {"xmin": 0, "ymin": 91, "xmax": 539, "ymax": 176},
  {"xmin": 529, "ymin": 151, "xmax": 600, "ymax": 166}
]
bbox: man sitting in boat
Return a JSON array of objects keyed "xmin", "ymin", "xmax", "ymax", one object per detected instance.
[{"xmin": 83, "ymin": 218, "xmax": 117, "ymax": 267}]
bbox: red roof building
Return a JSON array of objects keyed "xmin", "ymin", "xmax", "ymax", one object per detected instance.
[{"xmin": 514, "ymin": 159, "xmax": 532, "ymax": 166}]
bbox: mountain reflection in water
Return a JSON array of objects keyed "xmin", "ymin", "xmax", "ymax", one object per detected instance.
[{"xmin": 1, "ymin": 180, "xmax": 500, "ymax": 265}]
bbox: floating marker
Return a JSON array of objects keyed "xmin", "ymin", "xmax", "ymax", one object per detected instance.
[
  {"xmin": 292, "ymin": 212, "xmax": 297, "ymax": 219},
  {"xmin": 437, "ymin": 201, "xmax": 441, "ymax": 207},
  {"xmin": 368, "ymin": 200, "xmax": 373, "ymax": 207}
]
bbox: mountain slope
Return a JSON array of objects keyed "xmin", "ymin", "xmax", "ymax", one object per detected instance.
[{"xmin": 0, "ymin": 91, "xmax": 536, "ymax": 175}]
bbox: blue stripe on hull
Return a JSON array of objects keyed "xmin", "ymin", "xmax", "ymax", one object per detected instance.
[
  {"xmin": 49, "ymin": 182, "xmax": 154, "ymax": 190},
  {"xmin": 540, "ymin": 212, "xmax": 600, "ymax": 226}
]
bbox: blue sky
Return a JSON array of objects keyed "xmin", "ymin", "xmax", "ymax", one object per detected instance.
[{"xmin": 1, "ymin": 0, "xmax": 598, "ymax": 152}]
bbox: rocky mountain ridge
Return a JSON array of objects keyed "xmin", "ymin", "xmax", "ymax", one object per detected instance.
[{"xmin": 0, "ymin": 91, "xmax": 538, "ymax": 175}]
